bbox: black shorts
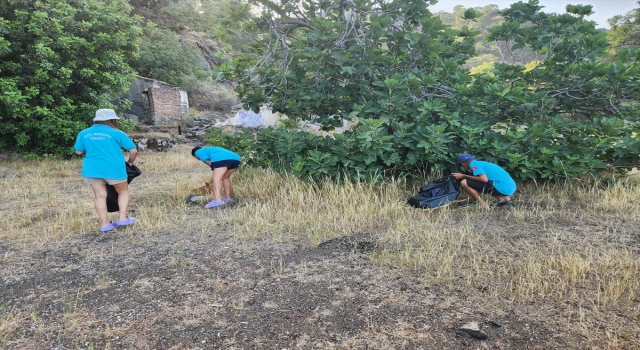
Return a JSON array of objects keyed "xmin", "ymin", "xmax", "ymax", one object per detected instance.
[
  {"xmin": 210, "ymin": 159, "xmax": 240, "ymax": 170},
  {"xmin": 465, "ymin": 179, "xmax": 505, "ymax": 196}
]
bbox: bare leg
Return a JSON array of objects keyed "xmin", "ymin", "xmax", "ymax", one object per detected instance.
[
  {"xmin": 90, "ymin": 184, "xmax": 110, "ymax": 227},
  {"xmin": 211, "ymin": 167, "xmax": 228, "ymax": 202},
  {"xmin": 113, "ymin": 182, "xmax": 130, "ymax": 222},
  {"xmin": 221, "ymin": 168, "xmax": 236, "ymax": 199},
  {"xmin": 497, "ymin": 195, "xmax": 511, "ymax": 203},
  {"xmin": 460, "ymin": 179, "xmax": 489, "ymax": 209}
]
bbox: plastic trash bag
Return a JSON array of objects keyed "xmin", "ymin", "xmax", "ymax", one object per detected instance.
[
  {"xmin": 407, "ymin": 176, "xmax": 460, "ymax": 209},
  {"xmin": 237, "ymin": 109, "xmax": 263, "ymax": 128},
  {"xmin": 106, "ymin": 163, "xmax": 142, "ymax": 213}
]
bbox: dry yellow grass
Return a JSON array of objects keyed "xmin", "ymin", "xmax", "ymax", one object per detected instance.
[{"xmin": 1, "ymin": 145, "xmax": 639, "ymax": 347}]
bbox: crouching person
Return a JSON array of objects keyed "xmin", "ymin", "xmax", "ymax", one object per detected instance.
[
  {"xmin": 192, "ymin": 146, "xmax": 241, "ymax": 209},
  {"xmin": 451, "ymin": 154, "xmax": 516, "ymax": 209}
]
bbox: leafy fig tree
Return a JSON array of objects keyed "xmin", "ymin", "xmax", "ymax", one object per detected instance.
[
  {"xmin": 465, "ymin": 1, "xmax": 640, "ymax": 177},
  {"xmin": 219, "ymin": 0, "xmax": 480, "ymax": 127},
  {"xmin": 217, "ymin": 0, "xmax": 640, "ymax": 181},
  {"xmin": 0, "ymin": 0, "xmax": 141, "ymax": 154}
]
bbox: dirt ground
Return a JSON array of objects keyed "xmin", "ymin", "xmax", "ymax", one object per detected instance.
[
  {"xmin": 1, "ymin": 209, "xmax": 598, "ymax": 350},
  {"xmin": 1, "ymin": 152, "xmax": 638, "ymax": 349}
]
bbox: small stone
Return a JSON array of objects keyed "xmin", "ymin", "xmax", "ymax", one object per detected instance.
[
  {"xmin": 185, "ymin": 195, "xmax": 210, "ymax": 205},
  {"xmin": 460, "ymin": 321, "xmax": 480, "ymax": 331},
  {"xmin": 457, "ymin": 321, "xmax": 487, "ymax": 340},
  {"xmin": 456, "ymin": 328, "xmax": 488, "ymax": 340}
]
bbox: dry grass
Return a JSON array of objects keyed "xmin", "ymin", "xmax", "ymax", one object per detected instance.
[{"xmin": 1, "ymin": 145, "xmax": 639, "ymax": 347}]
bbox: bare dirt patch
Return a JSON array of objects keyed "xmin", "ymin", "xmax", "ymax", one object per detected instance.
[{"xmin": 3, "ymin": 220, "xmax": 571, "ymax": 349}]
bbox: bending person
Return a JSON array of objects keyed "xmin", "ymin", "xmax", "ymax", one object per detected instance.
[
  {"xmin": 192, "ymin": 145, "xmax": 241, "ymax": 209},
  {"xmin": 451, "ymin": 154, "xmax": 516, "ymax": 209},
  {"xmin": 74, "ymin": 109, "xmax": 138, "ymax": 232}
]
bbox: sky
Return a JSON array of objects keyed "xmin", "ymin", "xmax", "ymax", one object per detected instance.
[{"xmin": 427, "ymin": 0, "xmax": 638, "ymax": 28}]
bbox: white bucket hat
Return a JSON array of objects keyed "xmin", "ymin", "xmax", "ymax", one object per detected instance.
[{"xmin": 93, "ymin": 109, "xmax": 121, "ymax": 121}]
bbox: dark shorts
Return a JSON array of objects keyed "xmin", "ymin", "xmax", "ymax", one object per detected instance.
[
  {"xmin": 209, "ymin": 159, "xmax": 240, "ymax": 170},
  {"xmin": 465, "ymin": 179, "xmax": 505, "ymax": 196}
]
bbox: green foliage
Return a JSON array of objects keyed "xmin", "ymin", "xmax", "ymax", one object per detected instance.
[
  {"xmin": 607, "ymin": 2, "xmax": 640, "ymax": 56},
  {"xmin": 469, "ymin": 61, "xmax": 495, "ymax": 76},
  {"xmin": 128, "ymin": 26, "xmax": 208, "ymax": 86},
  {"xmin": 203, "ymin": 127, "xmax": 254, "ymax": 159},
  {"xmin": 0, "ymin": 0, "xmax": 141, "ymax": 155},
  {"xmin": 129, "ymin": 0, "xmax": 253, "ymax": 50},
  {"xmin": 221, "ymin": 0, "xmax": 477, "ymax": 128},
  {"xmin": 212, "ymin": 0, "xmax": 640, "ymax": 182},
  {"xmin": 278, "ymin": 119, "xmax": 300, "ymax": 130},
  {"xmin": 208, "ymin": 113, "xmax": 640, "ymax": 182},
  {"xmin": 166, "ymin": 0, "xmax": 251, "ymax": 39},
  {"xmin": 435, "ymin": 4, "xmax": 540, "ymax": 68},
  {"xmin": 118, "ymin": 119, "xmax": 138, "ymax": 134}
]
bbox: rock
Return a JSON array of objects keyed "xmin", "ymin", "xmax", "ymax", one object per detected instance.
[
  {"xmin": 131, "ymin": 136, "xmax": 177, "ymax": 152},
  {"xmin": 185, "ymin": 195, "xmax": 211, "ymax": 205},
  {"xmin": 122, "ymin": 113, "xmax": 139, "ymax": 122},
  {"xmin": 135, "ymin": 125, "xmax": 151, "ymax": 133},
  {"xmin": 182, "ymin": 116, "xmax": 196, "ymax": 128},
  {"xmin": 173, "ymin": 135, "xmax": 186, "ymax": 143},
  {"xmin": 460, "ymin": 321, "xmax": 480, "ymax": 331},
  {"xmin": 457, "ymin": 321, "xmax": 487, "ymax": 340}
]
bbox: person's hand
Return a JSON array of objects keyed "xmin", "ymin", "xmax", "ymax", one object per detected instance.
[
  {"xmin": 205, "ymin": 181, "xmax": 211, "ymax": 186},
  {"xmin": 451, "ymin": 173, "xmax": 464, "ymax": 180}
]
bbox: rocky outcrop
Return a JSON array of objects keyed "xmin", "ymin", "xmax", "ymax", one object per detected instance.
[{"xmin": 130, "ymin": 135, "xmax": 177, "ymax": 152}]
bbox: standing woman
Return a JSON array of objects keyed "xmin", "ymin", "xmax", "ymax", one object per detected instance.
[{"xmin": 74, "ymin": 109, "xmax": 138, "ymax": 232}]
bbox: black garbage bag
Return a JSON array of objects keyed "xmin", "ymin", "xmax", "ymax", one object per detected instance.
[
  {"xmin": 106, "ymin": 163, "xmax": 142, "ymax": 213},
  {"xmin": 407, "ymin": 176, "xmax": 460, "ymax": 209}
]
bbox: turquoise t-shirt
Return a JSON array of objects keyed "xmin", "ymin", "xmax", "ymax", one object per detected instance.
[
  {"xmin": 469, "ymin": 160, "xmax": 517, "ymax": 196},
  {"xmin": 195, "ymin": 147, "xmax": 241, "ymax": 164},
  {"xmin": 74, "ymin": 124, "xmax": 136, "ymax": 179}
]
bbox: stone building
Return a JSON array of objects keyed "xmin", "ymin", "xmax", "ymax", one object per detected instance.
[{"xmin": 119, "ymin": 77, "xmax": 189, "ymax": 125}]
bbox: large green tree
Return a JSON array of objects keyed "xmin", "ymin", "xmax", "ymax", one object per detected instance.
[
  {"xmin": 220, "ymin": 0, "xmax": 478, "ymax": 128},
  {"xmin": 216, "ymin": 0, "xmax": 640, "ymax": 181},
  {"xmin": 0, "ymin": 0, "xmax": 141, "ymax": 154}
]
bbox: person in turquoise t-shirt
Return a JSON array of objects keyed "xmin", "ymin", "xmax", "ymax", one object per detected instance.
[
  {"xmin": 192, "ymin": 146, "xmax": 241, "ymax": 209},
  {"xmin": 451, "ymin": 154, "xmax": 516, "ymax": 209},
  {"xmin": 74, "ymin": 109, "xmax": 138, "ymax": 232}
]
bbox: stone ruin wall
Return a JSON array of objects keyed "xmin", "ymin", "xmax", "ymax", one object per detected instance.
[
  {"xmin": 119, "ymin": 77, "xmax": 188, "ymax": 126},
  {"xmin": 148, "ymin": 87, "xmax": 189, "ymax": 125}
]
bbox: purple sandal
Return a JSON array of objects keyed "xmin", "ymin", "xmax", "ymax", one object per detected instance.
[
  {"xmin": 115, "ymin": 216, "xmax": 137, "ymax": 226},
  {"xmin": 100, "ymin": 221, "xmax": 117, "ymax": 232},
  {"xmin": 205, "ymin": 200, "xmax": 225, "ymax": 209}
]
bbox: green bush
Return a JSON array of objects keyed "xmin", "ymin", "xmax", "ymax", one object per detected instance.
[
  {"xmin": 0, "ymin": 0, "xmax": 141, "ymax": 155},
  {"xmin": 119, "ymin": 119, "xmax": 138, "ymax": 134},
  {"xmin": 205, "ymin": 114, "xmax": 640, "ymax": 183}
]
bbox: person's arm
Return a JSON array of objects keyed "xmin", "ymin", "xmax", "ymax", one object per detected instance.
[
  {"xmin": 451, "ymin": 173, "xmax": 488, "ymax": 183},
  {"xmin": 127, "ymin": 148, "xmax": 138, "ymax": 166},
  {"xmin": 75, "ymin": 150, "xmax": 84, "ymax": 156}
]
